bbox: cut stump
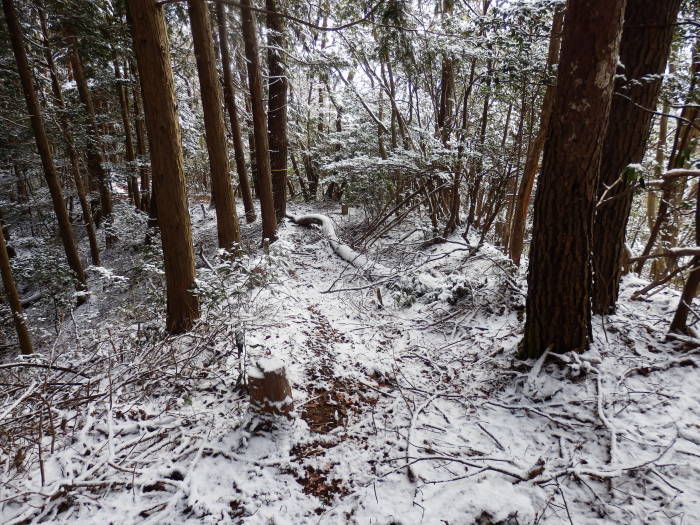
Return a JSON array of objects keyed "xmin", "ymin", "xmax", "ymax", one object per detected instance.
[
  {"xmin": 341, "ymin": 203, "xmax": 349, "ymax": 215},
  {"xmin": 248, "ymin": 357, "xmax": 293, "ymax": 417}
]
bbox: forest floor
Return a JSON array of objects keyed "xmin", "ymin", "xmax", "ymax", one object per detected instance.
[{"xmin": 1, "ymin": 200, "xmax": 699, "ymax": 524}]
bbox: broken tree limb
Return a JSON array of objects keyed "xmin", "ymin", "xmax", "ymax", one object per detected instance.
[
  {"xmin": 286, "ymin": 213, "xmax": 392, "ymax": 280},
  {"xmin": 629, "ymin": 246, "xmax": 700, "ymax": 264}
]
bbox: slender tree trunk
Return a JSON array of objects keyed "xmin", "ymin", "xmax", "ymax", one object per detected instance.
[
  {"xmin": 128, "ymin": 0, "xmax": 199, "ymax": 333},
  {"xmin": 240, "ymin": 0, "xmax": 277, "ymax": 241},
  {"xmin": 591, "ymin": 0, "xmax": 681, "ymax": 314},
  {"xmin": 521, "ymin": 0, "xmax": 626, "ymax": 358},
  {"xmin": 266, "ymin": 0, "xmax": 288, "ymax": 221},
  {"xmin": 216, "ymin": 2, "xmax": 255, "ymax": 223},
  {"xmin": 2, "ymin": 0, "xmax": 86, "ymax": 289},
  {"xmin": 188, "ymin": 0, "xmax": 240, "ymax": 251},
  {"xmin": 130, "ymin": 61, "xmax": 151, "ymax": 212},
  {"xmin": 635, "ymin": 44, "xmax": 700, "ymax": 275},
  {"xmin": 0, "ymin": 218, "xmax": 32, "ymax": 354},
  {"xmin": 508, "ymin": 6, "xmax": 564, "ymax": 266},
  {"xmin": 114, "ymin": 59, "xmax": 141, "ymax": 210},
  {"xmin": 67, "ymin": 39, "xmax": 113, "ymax": 222},
  {"xmin": 38, "ymin": 8, "xmax": 100, "ymax": 266},
  {"xmin": 649, "ymin": 101, "xmax": 670, "ymax": 232},
  {"xmin": 669, "ymin": 182, "xmax": 700, "ymax": 335}
]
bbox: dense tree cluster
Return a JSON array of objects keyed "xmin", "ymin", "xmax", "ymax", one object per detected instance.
[{"xmin": 0, "ymin": 0, "xmax": 697, "ymax": 356}]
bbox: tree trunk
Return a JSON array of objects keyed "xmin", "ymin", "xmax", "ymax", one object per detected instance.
[
  {"xmin": 216, "ymin": 2, "xmax": 256, "ymax": 223},
  {"xmin": 114, "ymin": 59, "xmax": 141, "ymax": 210},
  {"xmin": 188, "ymin": 0, "xmax": 240, "ymax": 251},
  {"xmin": 669, "ymin": 182, "xmax": 700, "ymax": 335},
  {"xmin": 648, "ymin": 101, "xmax": 670, "ymax": 232},
  {"xmin": 128, "ymin": 0, "xmax": 200, "ymax": 333},
  {"xmin": 240, "ymin": 0, "xmax": 277, "ymax": 242},
  {"xmin": 266, "ymin": 0, "xmax": 288, "ymax": 221},
  {"xmin": 0, "ymin": 217, "xmax": 32, "ymax": 355},
  {"xmin": 508, "ymin": 6, "xmax": 564, "ymax": 266},
  {"xmin": 635, "ymin": 44, "xmax": 700, "ymax": 275},
  {"xmin": 38, "ymin": 8, "xmax": 100, "ymax": 266},
  {"xmin": 130, "ymin": 62, "xmax": 151, "ymax": 212},
  {"xmin": 521, "ymin": 0, "xmax": 626, "ymax": 358},
  {"xmin": 2, "ymin": 0, "xmax": 86, "ymax": 289},
  {"xmin": 68, "ymin": 39, "xmax": 113, "ymax": 222},
  {"xmin": 591, "ymin": 0, "xmax": 681, "ymax": 315}
]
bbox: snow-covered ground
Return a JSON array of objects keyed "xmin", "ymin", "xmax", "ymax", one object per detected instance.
[{"xmin": 1, "ymin": 201, "xmax": 699, "ymax": 524}]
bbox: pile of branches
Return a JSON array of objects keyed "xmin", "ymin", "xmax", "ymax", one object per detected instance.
[{"xmin": 0, "ymin": 314, "xmax": 244, "ymax": 523}]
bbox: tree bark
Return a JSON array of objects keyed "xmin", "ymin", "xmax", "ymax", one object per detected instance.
[
  {"xmin": 216, "ymin": 2, "xmax": 256, "ymax": 223},
  {"xmin": 67, "ymin": 39, "xmax": 113, "ymax": 222},
  {"xmin": 2, "ymin": 0, "xmax": 86, "ymax": 289},
  {"xmin": 240, "ymin": 0, "xmax": 277, "ymax": 242},
  {"xmin": 266, "ymin": 0, "xmax": 288, "ymax": 221},
  {"xmin": 521, "ymin": 0, "xmax": 626, "ymax": 358},
  {"xmin": 38, "ymin": 8, "xmax": 100, "ymax": 266},
  {"xmin": 128, "ymin": 0, "xmax": 200, "ymax": 333},
  {"xmin": 130, "ymin": 61, "xmax": 151, "ymax": 212},
  {"xmin": 187, "ymin": 0, "xmax": 240, "ymax": 251},
  {"xmin": 114, "ymin": 59, "xmax": 141, "ymax": 210},
  {"xmin": 0, "ymin": 217, "xmax": 32, "ymax": 355},
  {"xmin": 669, "ymin": 181, "xmax": 700, "ymax": 335},
  {"xmin": 591, "ymin": 0, "xmax": 681, "ymax": 314},
  {"xmin": 508, "ymin": 6, "xmax": 564, "ymax": 266}
]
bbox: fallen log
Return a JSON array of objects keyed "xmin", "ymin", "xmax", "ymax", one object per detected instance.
[{"xmin": 286, "ymin": 213, "xmax": 392, "ymax": 280}]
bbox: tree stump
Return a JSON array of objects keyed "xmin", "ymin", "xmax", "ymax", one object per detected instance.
[
  {"xmin": 248, "ymin": 357, "xmax": 293, "ymax": 417},
  {"xmin": 341, "ymin": 203, "xmax": 349, "ymax": 215}
]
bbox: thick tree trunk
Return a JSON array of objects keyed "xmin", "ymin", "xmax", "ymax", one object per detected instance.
[
  {"xmin": 2, "ymin": 0, "xmax": 86, "ymax": 289},
  {"xmin": 114, "ymin": 59, "xmax": 141, "ymax": 210},
  {"xmin": 216, "ymin": 2, "xmax": 256, "ymax": 224},
  {"xmin": 508, "ymin": 6, "xmax": 564, "ymax": 266},
  {"xmin": 128, "ymin": 0, "xmax": 200, "ymax": 333},
  {"xmin": 0, "ymin": 218, "xmax": 32, "ymax": 355},
  {"xmin": 39, "ymin": 9, "xmax": 100, "ymax": 266},
  {"xmin": 521, "ymin": 0, "xmax": 626, "ymax": 358},
  {"xmin": 240, "ymin": 0, "xmax": 277, "ymax": 242},
  {"xmin": 591, "ymin": 0, "xmax": 681, "ymax": 315},
  {"xmin": 187, "ymin": 0, "xmax": 240, "ymax": 251},
  {"xmin": 266, "ymin": 0, "xmax": 288, "ymax": 221},
  {"xmin": 68, "ymin": 40, "xmax": 113, "ymax": 221}
]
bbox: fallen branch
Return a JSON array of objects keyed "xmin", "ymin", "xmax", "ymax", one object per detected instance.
[{"xmin": 286, "ymin": 213, "xmax": 392, "ymax": 280}]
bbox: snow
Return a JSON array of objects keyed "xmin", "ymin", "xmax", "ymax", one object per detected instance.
[{"xmin": 1, "ymin": 201, "xmax": 699, "ymax": 524}]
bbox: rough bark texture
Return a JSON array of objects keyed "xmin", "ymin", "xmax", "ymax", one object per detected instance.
[
  {"xmin": 128, "ymin": 0, "xmax": 200, "ymax": 333},
  {"xmin": 591, "ymin": 0, "xmax": 681, "ymax": 314},
  {"xmin": 2, "ymin": 0, "xmax": 86, "ymax": 288},
  {"xmin": 266, "ymin": 0, "xmax": 288, "ymax": 221},
  {"xmin": 521, "ymin": 0, "xmax": 626, "ymax": 358},
  {"xmin": 240, "ymin": 0, "xmax": 277, "ymax": 241},
  {"xmin": 216, "ymin": 2, "xmax": 256, "ymax": 223},
  {"xmin": 68, "ymin": 41, "xmax": 113, "ymax": 220},
  {"xmin": 188, "ymin": 0, "xmax": 240, "ymax": 251},
  {"xmin": 508, "ymin": 6, "xmax": 564, "ymax": 266},
  {"xmin": 0, "ymin": 219, "xmax": 32, "ymax": 355}
]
